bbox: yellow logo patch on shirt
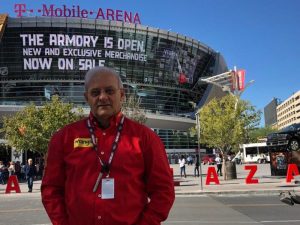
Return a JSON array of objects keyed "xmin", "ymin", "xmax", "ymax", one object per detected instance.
[{"xmin": 74, "ymin": 138, "xmax": 93, "ymax": 148}]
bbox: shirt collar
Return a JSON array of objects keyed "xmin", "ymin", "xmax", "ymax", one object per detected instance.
[{"xmin": 88, "ymin": 111, "xmax": 123, "ymax": 130}]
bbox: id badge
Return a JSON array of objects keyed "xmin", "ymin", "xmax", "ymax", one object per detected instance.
[{"xmin": 101, "ymin": 178, "xmax": 114, "ymax": 199}]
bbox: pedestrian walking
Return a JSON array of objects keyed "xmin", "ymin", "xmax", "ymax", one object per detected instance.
[
  {"xmin": 41, "ymin": 66, "xmax": 175, "ymax": 225},
  {"xmin": 187, "ymin": 155, "xmax": 193, "ymax": 165},
  {"xmin": 25, "ymin": 158, "xmax": 36, "ymax": 192},
  {"xmin": 15, "ymin": 161, "xmax": 21, "ymax": 180},
  {"xmin": 194, "ymin": 155, "xmax": 200, "ymax": 177},
  {"xmin": 39, "ymin": 161, "xmax": 44, "ymax": 179},
  {"xmin": 215, "ymin": 154, "xmax": 222, "ymax": 176},
  {"xmin": 179, "ymin": 155, "xmax": 187, "ymax": 178},
  {"xmin": 35, "ymin": 163, "xmax": 40, "ymax": 179},
  {"xmin": 21, "ymin": 163, "xmax": 26, "ymax": 181},
  {"xmin": 0, "ymin": 161, "xmax": 6, "ymax": 184},
  {"xmin": 8, "ymin": 161, "xmax": 15, "ymax": 176}
]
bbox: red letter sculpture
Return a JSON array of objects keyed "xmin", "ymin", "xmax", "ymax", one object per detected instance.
[
  {"xmin": 286, "ymin": 164, "xmax": 299, "ymax": 183},
  {"xmin": 205, "ymin": 167, "xmax": 220, "ymax": 185},
  {"xmin": 245, "ymin": 165, "xmax": 258, "ymax": 184},
  {"xmin": 5, "ymin": 175, "xmax": 21, "ymax": 194}
]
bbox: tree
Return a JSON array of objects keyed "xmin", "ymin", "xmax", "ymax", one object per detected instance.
[
  {"xmin": 195, "ymin": 95, "xmax": 261, "ymax": 179},
  {"xmin": 2, "ymin": 96, "xmax": 83, "ymax": 156},
  {"xmin": 247, "ymin": 126, "xmax": 278, "ymax": 143},
  {"xmin": 122, "ymin": 95, "xmax": 147, "ymax": 124}
]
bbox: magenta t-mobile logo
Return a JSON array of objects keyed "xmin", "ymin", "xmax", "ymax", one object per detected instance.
[{"xmin": 14, "ymin": 4, "xmax": 31, "ymax": 17}]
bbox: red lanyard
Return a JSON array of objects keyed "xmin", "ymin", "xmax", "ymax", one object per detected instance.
[{"xmin": 86, "ymin": 115, "xmax": 125, "ymax": 192}]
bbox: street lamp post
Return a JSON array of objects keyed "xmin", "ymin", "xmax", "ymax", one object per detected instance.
[
  {"xmin": 196, "ymin": 67, "xmax": 254, "ymax": 180},
  {"xmin": 195, "ymin": 111, "xmax": 203, "ymax": 191}
]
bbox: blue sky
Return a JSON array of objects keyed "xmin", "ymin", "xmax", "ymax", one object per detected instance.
[{"xmin": 2, "ymin": 0, "xmax": 300, "ymax": 125}]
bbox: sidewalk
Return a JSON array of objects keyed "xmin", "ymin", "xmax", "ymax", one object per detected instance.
[
  {"xmin": 171, "ymin": 163, "xmax": 300, "ymax": 195},
  {"xmin": 1, "ymin": 164, "xmax": 300, "ymax": 197},
  {"xmin": 0, "ymin": 179, "xmax": 42, "ymax": 198}
]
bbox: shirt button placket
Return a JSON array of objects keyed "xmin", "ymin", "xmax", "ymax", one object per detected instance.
[{"xmin": 96, "ymin": 215, "xmax": 103, "ymax": 225}]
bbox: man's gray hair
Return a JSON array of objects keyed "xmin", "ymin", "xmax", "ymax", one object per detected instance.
[{"xmin": 84, "ymin": 66, "xmax": 124, "ymax": 91}]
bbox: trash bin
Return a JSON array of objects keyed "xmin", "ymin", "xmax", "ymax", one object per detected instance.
[{"xmin": 225, "ymin": 161, "xmax": 237, "ymax": 180}]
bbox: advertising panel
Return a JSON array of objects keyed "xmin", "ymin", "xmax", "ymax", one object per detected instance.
[
  {"xmin": 20, "ymin": 33, "xmax": 147, "ymax": 71},
  {"xmin": 270, "ymin": 151, "xmax": 300, "ymax": 176}
]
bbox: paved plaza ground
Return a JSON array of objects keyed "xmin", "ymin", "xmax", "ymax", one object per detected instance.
[
  {"xmin": 171, "ymin": 163, "xmax": 300, "ymax": 195},
  {"xmin": 1, "ymin": 163, "xmax": 300, "ymax": 196},
  {"xmin": 1, "ymin": 163, "xmax": 300, "ymax": 225}
]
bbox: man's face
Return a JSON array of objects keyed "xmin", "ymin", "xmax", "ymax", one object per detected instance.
[{"xmin": 84, "ymin": 72, "xmax": 125, "ymax": 121}]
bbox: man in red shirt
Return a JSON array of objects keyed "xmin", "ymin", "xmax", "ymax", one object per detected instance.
[{"xmin": 41, "ymin": 67, "xmax": 175, "ymax": 225}]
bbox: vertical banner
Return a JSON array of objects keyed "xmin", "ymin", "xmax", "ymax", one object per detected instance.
[
  {"xmin": 178, "ymin": 73, "xmax": 187, "ymax": 84},
  {"xmin": 237, "ymin": 70, "xmax": 245, "ymax": 91}
]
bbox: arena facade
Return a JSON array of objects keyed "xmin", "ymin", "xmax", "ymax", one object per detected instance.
[{"xmin": 0, "ymin": 13, "xmax": 228, "ymax": 161}]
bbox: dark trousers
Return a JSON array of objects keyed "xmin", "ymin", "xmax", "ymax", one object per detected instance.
[
  {"xmin": 0, "ymin": 172, "xmax": 4, "ymax": 184},
  {"xmin": 27, "ymin": 176, "xmax": 34, "ymax": 191},
  {"xmin": 217, "ymin": 164, "xmax": 222, "ymax": 176}
]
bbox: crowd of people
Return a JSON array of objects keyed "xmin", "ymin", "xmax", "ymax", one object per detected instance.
[
  {"xmin": 0, "ymin": 159, "xmax": 44, "ymax": 189},
  {"xmin": 177, "ymin": 153, "xmax": 241, "ymax": 177},
  {"xmin": 178, "ymin": 155, "xmax": 201, "ymax": 178}
]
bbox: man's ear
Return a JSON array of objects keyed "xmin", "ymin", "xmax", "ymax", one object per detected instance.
[
  {"xmin": 84, "ymin": 92, "xmax": 88, "ymax": 102},
  {"xmin": 120, "ymin": 89, "xmax": 125, "ymax": 103}
]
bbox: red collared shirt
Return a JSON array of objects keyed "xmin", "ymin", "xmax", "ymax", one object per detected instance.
[{"xmin": 41, "ymin": 113, "xmax": 175, "ymax": 225}]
